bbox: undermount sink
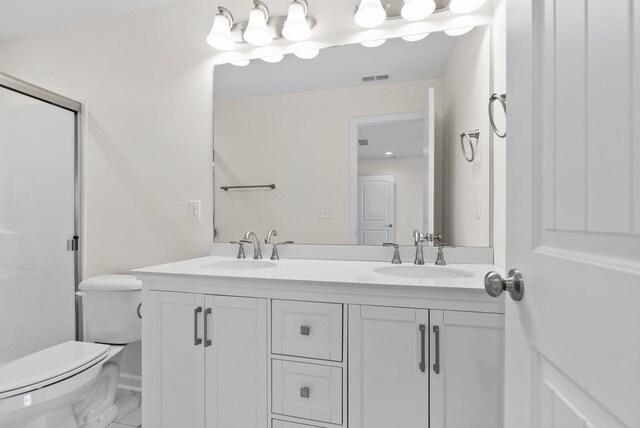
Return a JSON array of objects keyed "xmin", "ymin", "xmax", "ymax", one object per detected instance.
[
  {"xmin": 200, "ymin": 260, "xmax": 277, "ymax": 270},
  {"xmin": 374, "ymin": 265, "xmax": 474, "ymax": 280}
]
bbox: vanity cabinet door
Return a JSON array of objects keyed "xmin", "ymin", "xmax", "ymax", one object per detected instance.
[
  {"xmin": 429, "ymin": 310, "xmax": 505, "ymax": 428},
  {"xmin": 348, "ymin": 305, "xmax": 429, "ymax": 428},
  {"xmin": 146, "ymin": 291, "xmax": 206, "ymax": 428},
  {"xmin": 204, "ymin": 295, "xmax": 268, "ymax": 428}
]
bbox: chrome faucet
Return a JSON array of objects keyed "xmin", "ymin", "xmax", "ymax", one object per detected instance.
[
  {"xmin": 413, "ymin": 230, "xmax": 426, "ymax": 265},
  {"xmin": 243, "ymin": 231, "xmax": 262, "ymax": 259},
  {"xmin": 435, "ymin": 245, "xmax": 447, "ymax": 266},
  {"xmin": 265, "ymin": 229, "xmax": 278, "ymax": 244}
]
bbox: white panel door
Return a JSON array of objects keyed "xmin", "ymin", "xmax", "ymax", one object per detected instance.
[
  {"xmin": 357, "ymin": 175, "xmax": 395, "ymax": 245},
  {"xmin": 506, "ymin": 1, "xmax": 640, "ymax": 427},
  {"xmin": 147, "ymin": 291, "xmax": 205, "ymax": 428},
  {"xmin": 205, "ymin": 295, "xmax": 267, "ymax": 428},
  {"xmin": 0, "ymin": 89, "xmax": 76, "ymax": 363},
  {"xmin": 430, "ymin": 310, "xmax": 504, "ymax": 428},
  {"xmin": 348, "ymin": 305, "xmax": 428, "ymax": 428}
]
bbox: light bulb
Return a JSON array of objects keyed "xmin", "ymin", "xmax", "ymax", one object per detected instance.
[
  {"xmin": 449, "ymin": 0, "xmax": 488, "ymax": 14},
  {"xmin": 243, "ymin": 1, "xmax": 273, "ymax": 46},
  {"xmin": 354, "ymin": 0, "xmax": 387, "ymax": 28},
  {"xmin": 361, "ymin": 39, "xmax": 386, "ymax": 48},
  {"xmin": 294, "ymin": 49, "xmax": 320, "ymax": 59},
  {"xmin": 231, "ymin": 60, "xmax": 250, "ymax": 67},
  {"xmin": 401, "ymin": 0, "xmax": 436, "ymax": 21},
  {"xmin": 402, "ymin": 33, "xmax": 430, "ymax": 42},
  {"xmin": 444, "ymin": 26, "xmax": 474, "ymax": 36},
  {"xmin": 262, "ymin": 54, "xmax": 284, "ymax": 63},
  {"xmin": 282, "ymin": 0, "xmax": 311, "ymax": 42},
  {"xmin": 206, "ymin": 8, "xmax": 235, "ymax": 51}
]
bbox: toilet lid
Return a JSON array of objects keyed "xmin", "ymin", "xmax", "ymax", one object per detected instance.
[{"xmin": 0, "ymin": 341, "xmax": 110, "ymax": 399}]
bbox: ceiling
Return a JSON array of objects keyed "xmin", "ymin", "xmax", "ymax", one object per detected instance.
[
  {"xmin": 214, "ymin": 32, "xmax": 455, "ymax": 100},
  {"xmin": 0, "ymin": 0, "xmax": 183, "ymax": 41},
  {"xmin": 358, "ymin": 119, "xmax": 426, "ymax": 161}
]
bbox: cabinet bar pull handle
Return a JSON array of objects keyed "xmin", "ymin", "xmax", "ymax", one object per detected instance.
[
  {"xmin": 204, "ymin": 308, "xmax": 212, "ymax": 347},
  {"xmin": 300, "ymin": 325, "xmax": 310, "ymax": 336},
  {"xmin": 433, "ymin": 325, "xmax": 440, "ymax": 374},
  {"xmin": 194, "ymin": 307, "xmax": 203, "ymax": 346},
  {"xmin": 419, "ymin": 324, "xmax": 426, "ymax": 372}
]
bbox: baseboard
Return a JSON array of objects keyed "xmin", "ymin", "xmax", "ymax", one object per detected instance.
[{"xmin": 118, "ymin": 372, "xmax": 142, "ymax": 393}]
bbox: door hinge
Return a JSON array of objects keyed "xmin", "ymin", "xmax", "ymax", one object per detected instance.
[{"xmin": 67, "ymin": 236, "xmax": 79, "ymax": 252}]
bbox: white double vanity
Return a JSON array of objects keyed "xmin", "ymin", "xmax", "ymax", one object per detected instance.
[{"xmin": 135, "ymin": 246, "xmax": 505, "ymax": 428}]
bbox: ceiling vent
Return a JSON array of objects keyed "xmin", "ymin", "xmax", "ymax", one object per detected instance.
[
  {"xmin": 358, "ymin": 139, "xmax": 369, "ymax": 146},
  {"xmin": 362, "ymin": 74, "xmax": 390, "ymax": 83}
]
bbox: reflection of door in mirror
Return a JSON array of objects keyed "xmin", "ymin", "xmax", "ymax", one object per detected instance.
[
  {"xmin": 357, "ymin": 176, "xmax": 395, "ymax": 245},
  {"xmin": 352, "ymin": 94, "xmax": 435, "ymax": 246}
]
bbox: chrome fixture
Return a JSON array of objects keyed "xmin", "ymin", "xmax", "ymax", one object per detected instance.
[
  {"xmin": 206, "ymin": 0, "xmax": 317, "ymax": 51},
  {"xmin": 413, "ymin": 230, "xmax": 426, "ymax": 265},
  {"xmin": 220, "ymin": 184, "xmax": 276, "ymax": 191},
  {"xmin": 484, "ymin": 269, "xmax": 525, "ymax": 301},
  {"xmin": 265, "ymin": 229, "xmax": 278, "ymax": 244},
  {"xmin": 270, "ymin": 241, "xmax": 294, "ymax": 260},
  {"xmin": 383, "ymin": 242, "xmax": 402, "ymax": 264},
  {"xmin": 231, "ymin": 240, "xmax": 249, "ymax": 259},
  {"xmin": 435, "ymin": 245, "xmax": 447, "ymax": 266},
  {"xmin": 243, "ymin": 231, "xmax": 263, "ymax": 259},
  {"xmin": 460, "ymin": 130, "xmax": 480, "ymax": 163},
  {"xmin": 489, "ymin": 93, "xmax": 507, "ymax": 138}
]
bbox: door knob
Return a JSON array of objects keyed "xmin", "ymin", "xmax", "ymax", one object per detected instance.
[{"xmin": 484, "ymin": 269, "xmax": 524, "ymax": 301}]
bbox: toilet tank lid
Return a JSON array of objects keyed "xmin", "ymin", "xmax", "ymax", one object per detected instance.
[{"xmin": 79, "ymin": 274, "xmax": 141, "ymax": 291}]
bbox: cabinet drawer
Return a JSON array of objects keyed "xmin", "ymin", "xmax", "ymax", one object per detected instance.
[
  {"xmin": 272, "ymin": 360, "xmax": 342, "ymax": 425},
  {"xmin": 272, "ymin": 300, "xmax": 343, "ymax": 361},
  {"xmin": 272, "ymin": 420, "xmax": 322, "ymax": 428}
]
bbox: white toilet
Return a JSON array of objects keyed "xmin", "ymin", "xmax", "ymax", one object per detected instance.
[{"xmin": 0, "ymin": 274, "xmax": 141, "ymax": 428}]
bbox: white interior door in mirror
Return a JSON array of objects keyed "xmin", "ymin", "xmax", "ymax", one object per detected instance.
[{"xmin": 357, "ymin": 175, "xmax": 395, "ymax": 245}]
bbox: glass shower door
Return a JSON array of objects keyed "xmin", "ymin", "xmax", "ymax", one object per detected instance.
[{"xmin": 0, "ymin": 86, "xmax": 77, "ymax": 363}]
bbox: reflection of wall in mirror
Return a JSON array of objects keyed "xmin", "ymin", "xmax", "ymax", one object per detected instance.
[
  {"xmin": 442, "ymin": 25, "xmax": 492, "ymax": 248},
  {"xmin": 214, "ymin": 79, "xmax": 442, "ymax": 244}
]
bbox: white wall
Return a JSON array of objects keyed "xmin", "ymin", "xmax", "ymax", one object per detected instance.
[
  {"xmin": 491, "ymin": 0, "xmax": 507, "ymax": 267},
  {"xmin": 214, "ymin": 79, "xmax": 442, "ymax": 244},
  {"xmin": 442, "ymin": 26, "xmax": 492, "ymax": 247},
  {"xmin": 358, "ymin": 157, "xmax": 424, "ymax": 244}
]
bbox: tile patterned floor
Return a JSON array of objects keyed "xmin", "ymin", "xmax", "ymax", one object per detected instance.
[{"xmin": 108, "ymin": 390, "xmax": 142, "ymax": 428}]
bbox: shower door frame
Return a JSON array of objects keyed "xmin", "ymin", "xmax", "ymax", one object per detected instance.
[{"xmin": 0, "ymin": 72, "xmax": 84, "ymax": 341}]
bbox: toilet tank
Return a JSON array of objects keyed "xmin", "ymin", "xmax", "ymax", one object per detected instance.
[{"xmin": 79, "ymin": 275, "xmax": 142, "ymax": 344}]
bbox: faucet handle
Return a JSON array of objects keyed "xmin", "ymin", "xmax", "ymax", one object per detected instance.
[
  {"xmin": 382, "ymin": 243, "xmax": 402, "ymax": 264},
  {"xmin": 435, "ymin": 245, "xmax": 447, "ymax": 266},
  {"xmin": 270, "ymin": 241, "xmax": 294, "ymax": 260},
  {"xmin": 230, "ymin": 241, "xmax": 249, "ymax": 259}
]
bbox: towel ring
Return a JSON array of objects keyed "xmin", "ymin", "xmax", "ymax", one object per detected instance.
[
  {"xmin": 460, "ymin": 130, "xmax": 480, "ymax": 163},
  {"xmin": 489, "ymin": 93, "xmax": 507, "ymax": 138}
]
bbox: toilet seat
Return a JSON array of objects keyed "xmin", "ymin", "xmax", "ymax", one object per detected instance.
[{"xmin": 0, "ymin": 342, "xmax": 110, "ymax": 400}]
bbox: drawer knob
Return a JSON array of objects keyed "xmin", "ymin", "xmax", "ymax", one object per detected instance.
[
  {"xmin": 300, "ymin": 325, "xmax": 311, "ymax": 336},
  {"xmin": 300, "ymin": 387, "xmax": 310, "ymax": 398}
]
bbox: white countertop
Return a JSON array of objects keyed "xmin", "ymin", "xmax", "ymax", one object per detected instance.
[{"xmin": 132, "ymin": 256, "xmax": 504, "ymax": 291}]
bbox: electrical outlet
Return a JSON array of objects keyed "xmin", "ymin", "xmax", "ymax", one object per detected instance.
[
  {"xmin": 190, "ymin": 200, "xmax": 201, "ymax": 221},
  {"xmin": 475, "ymin": 197, "xmax": 481, "ymax": 219},
  {"xmin": 318, "ymin": 207, "xmax": 335, "ymax": 219}
]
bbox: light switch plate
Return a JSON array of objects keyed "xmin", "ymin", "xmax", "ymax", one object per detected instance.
[
  {"xmin": 190, "ymin": 200, "xmax": 201, "ymax": 221},
  {"xmin": 318, "ymin": 207, "xmax": 335, "ymax": 219}
]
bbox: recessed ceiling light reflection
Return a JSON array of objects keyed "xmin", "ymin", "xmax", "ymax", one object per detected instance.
[
  {"xmin": 385, "ymin": 151, "xmax": 393, "ymax": 155},
  {"xmin": 361, "ymin": 39, "xmax": 386, "ymax": 48}
]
